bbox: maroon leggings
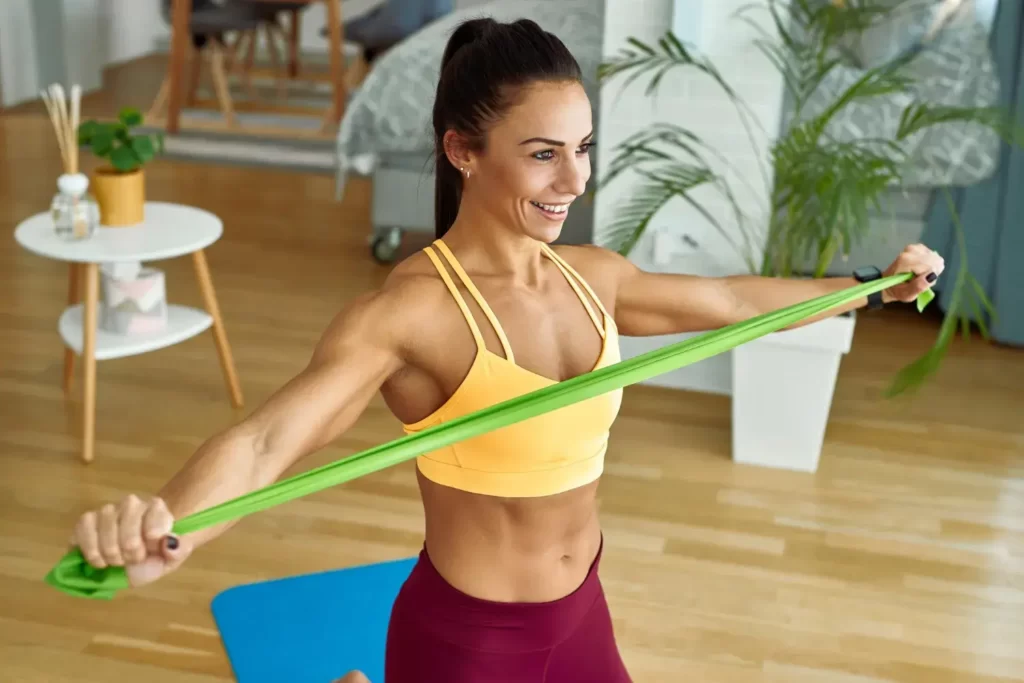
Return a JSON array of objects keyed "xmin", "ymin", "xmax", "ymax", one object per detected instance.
[{"xmin": 384, "ymin": 540, "xmax": 632, "ymax": 682}]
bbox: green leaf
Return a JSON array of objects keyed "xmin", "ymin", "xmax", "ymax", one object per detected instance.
[
  {"xmin": 109, "ymin": 143, "xmax": 139, "ymax": 172},
  {"xmin": 895, "ymin": 103, "xmax": 1023, "ymax": 146},
  {"xmin": 77, "ymin": 120, "xmax": 98, "ymax": 144},
  {"xmin": 601, "ymin": 181, "xmax": 676, "ymax": 256},
  {"xmin": 114, "ymin": 122, "xmax": 131, "ymax": 142},
  {"xmin": 118, "ymin": 107, "xmax": 142, "ymax": 127},
  {"xmin": 883, "ymin": 332, "xmax": 949, "ymax": 399},
  {"xmin": 90, "ymin": 128, "xmax": 115, "ymax": 157},
  {"xmin": 131, "ymin": 136, "xmax": 155, "ymax": 163},
  {"xmin": 968, "ymin": 273, "xmax": 999, "ymax": 329}
]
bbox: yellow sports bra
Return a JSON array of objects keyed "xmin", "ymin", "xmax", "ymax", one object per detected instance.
[{"xmin": 402, "ymin": 239, "xmax": 623, "ymax": 498}]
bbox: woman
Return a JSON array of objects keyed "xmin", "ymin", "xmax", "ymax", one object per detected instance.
[{"xmin": 67, "ymin": 17, "xmax": 943, "ymax": 683}]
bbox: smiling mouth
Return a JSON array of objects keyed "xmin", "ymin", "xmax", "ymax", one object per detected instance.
[{"xmin": 530, "ymin": 201, "xmax": 570, "ymax": 220}]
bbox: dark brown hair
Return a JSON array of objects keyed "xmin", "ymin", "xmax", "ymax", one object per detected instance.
[{"xmin": 432, "ymin": 18, "xmax": 583, "ymax": 239}]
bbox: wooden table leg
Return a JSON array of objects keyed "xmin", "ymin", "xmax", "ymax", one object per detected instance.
[
  {"xmin": 324, "ymin": 0, "xmax": 345, "ymax": 127},
  {"xmin": 82, "ymin": 263, "xmax": 99, "ymax": 464},
  {"xmin": 191, "ymin": 250, "xmax": 244, "ymax": 409},
  {"xmin": 167, "ymin": 0, "xmax": 193, "ymax": 134},
  {"xmin": 288, "ymin": 8, "xmax": 301, "ymax": 79},
  {"xmin": 63, "ymin": 263, "xmax": 80, "ymax": 394}
]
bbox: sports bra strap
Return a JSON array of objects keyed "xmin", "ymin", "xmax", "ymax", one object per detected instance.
[
  {"xmin": 423, "ymin": 246, "xmax": 486, "ymax": 350},
  {"xmin": 540, "ymin": 244, "xmax": 610, "ymax": 328},
  {"xmin": 432, "ymin": 239, "xmax": 516, "ymax": 362},
  {"xmin": 544, "ymin": 254, "xmax": 604, "ymax": 337}
]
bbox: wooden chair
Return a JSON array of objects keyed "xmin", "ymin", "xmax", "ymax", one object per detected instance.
[
  {"xmin": 247, "ymin": 1, "xmax": 307, "ymax": 78},
  {"xmin": 149, "ymin": 0, "xmax": 265, "ymax": 128}
]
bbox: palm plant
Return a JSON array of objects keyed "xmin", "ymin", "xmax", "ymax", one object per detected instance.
[{"xmin": 597, "ymin": 0, "xmax": 1023, "ymax": 396}]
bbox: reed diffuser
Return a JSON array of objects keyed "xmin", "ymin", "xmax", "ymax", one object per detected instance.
[{"xmin": 43, "ymin": 83, "xmax": 98, "ymax": 240}]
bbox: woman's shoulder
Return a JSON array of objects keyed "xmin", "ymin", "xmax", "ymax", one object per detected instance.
[
  {"xmin": 548, "ymin": 242, "xmax": 636, "ymax": 282},
  {"xmin": 355, "ymin": 250, "xmax": 451, "ymax": 323},
  {"xmin": 319, "ymin": 250, "xmax": 466, "ymax": 364}
]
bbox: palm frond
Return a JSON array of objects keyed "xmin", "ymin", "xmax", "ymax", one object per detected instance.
[
  {"xmin": 598, "ymin": 0, "xmax": 1013, "ymax": 398},
  {"xmin": 884, "ymin": 188, "xmax": 990, "ymax": 397},
  {"xmin": 896, "ymin": 103, "xmax": 1024, "ymax": 147},
  {"xmin": 599, "ymin": 123, "xmax": 709, "ymax": 189},
  {"xmin": 766, "ymin": 130, "xmax": 906, "ymax": 276},
  {"xmin": 810, "ymin": 63, "xmax": 914, "ymax": 139},
  {"xmin": 598, "ymin": 31, "xmax": 774, "ymax": 191},
  {"xmin": 601, "ymin": 181, "xmax": 677, "ymax": 257},
  {"xmin": 598, "ymin": 34, "xmax": 735, "ymax": 101}
]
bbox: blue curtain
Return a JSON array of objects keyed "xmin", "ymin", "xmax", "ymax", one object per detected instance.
[{"xmin": 922, "ymin": 0, "xmax": 1024, "ymax": 346}]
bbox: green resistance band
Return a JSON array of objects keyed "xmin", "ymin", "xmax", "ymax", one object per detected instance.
[{"xmin": 46, "ymin": 273, "xmax": 930, "ymax": 599}]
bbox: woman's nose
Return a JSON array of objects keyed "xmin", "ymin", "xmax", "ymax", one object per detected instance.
[{"xmin": 558, "ymin": 158, "xmax": 589, "ymax": 196}]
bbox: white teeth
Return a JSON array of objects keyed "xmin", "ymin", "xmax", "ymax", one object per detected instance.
[{"xmin": 531, "ymin": 201, "xmax": 568, "ymax": 213}]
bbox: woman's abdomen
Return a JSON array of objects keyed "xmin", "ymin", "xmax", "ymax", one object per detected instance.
[{"xmin": 416, "ymin": 468, "xmax": 603, "ymax": 603}]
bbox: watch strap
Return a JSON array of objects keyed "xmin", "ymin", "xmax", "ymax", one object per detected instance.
[{"xmin": 854, "ymin": 266, "xmax": 885, "ymax": 310}]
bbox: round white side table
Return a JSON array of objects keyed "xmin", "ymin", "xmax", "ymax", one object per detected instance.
[{"xmin": 14, "ymin": 201, "xmax": 244, "ymax": 464}]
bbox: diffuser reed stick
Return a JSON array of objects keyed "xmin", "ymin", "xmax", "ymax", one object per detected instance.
[
  {"xmin": 40, "ymin": 83, "xmax": 82, "ymax": 173},
  {"xmin": 42, "ymin": 82, "xmax": 94, "ymax": 240}
]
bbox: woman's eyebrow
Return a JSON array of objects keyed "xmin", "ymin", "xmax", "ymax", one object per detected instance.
[{"xmin": 519, "ymin": 130, "xmax": 594, "ymax": 146}]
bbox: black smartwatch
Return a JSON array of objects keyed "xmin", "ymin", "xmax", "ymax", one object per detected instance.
[{"xmin": 853, "ymin": 265, "xmax": 885, "ymax": 310}]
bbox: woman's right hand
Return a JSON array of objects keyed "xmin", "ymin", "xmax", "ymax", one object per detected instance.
[{"xmin": 70, "ymin": 495, "xmax": 191, "ymax": 587}]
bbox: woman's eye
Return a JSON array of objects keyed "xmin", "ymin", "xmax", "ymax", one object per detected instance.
[{"xmin": 532, "ymin": 143, "xmax": 595, "ymax": 162}]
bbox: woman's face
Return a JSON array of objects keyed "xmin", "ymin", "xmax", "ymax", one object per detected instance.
[{"xmin": 454, "ymin": 80, "xmax": 594, "ymax": 243}]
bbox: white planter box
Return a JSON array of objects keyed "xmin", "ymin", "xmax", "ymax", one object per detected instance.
[
  {"xmin": 731, "ymin": 312, "xmax": 856, "ymax": 472},
  {"xmin": 619, "ymin": 333, "xmax": 732, "ymax": 395}
]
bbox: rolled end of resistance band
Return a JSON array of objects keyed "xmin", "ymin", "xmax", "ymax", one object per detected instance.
[
  {"xmin": 46, "ymin": 273, "xmax": 924, "ymax": 599},
  {"xmin": 45, "ymin": 547, "xmax": 131, "ymax": 599}
]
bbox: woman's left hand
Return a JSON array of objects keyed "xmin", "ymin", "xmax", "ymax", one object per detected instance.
[{"xmin": 881, "ymin": 243, "xmax": 946, "ymax": 304}]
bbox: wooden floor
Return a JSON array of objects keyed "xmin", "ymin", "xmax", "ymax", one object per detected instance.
[{"xmin": 3, "ymin": 59, "xmax": 1024, "ymax": 683}]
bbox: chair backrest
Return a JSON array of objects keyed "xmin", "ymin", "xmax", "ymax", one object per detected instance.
[{"xmin": 159, "ymin": 0, "xmax": 221, "ymax": 25}]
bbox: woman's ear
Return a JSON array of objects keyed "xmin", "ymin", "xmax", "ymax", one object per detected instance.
[{"xmin": 443, "ymin": 130, "xmax": 475, "ymax": 175}]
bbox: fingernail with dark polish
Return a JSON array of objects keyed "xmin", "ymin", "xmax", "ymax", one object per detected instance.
[
  {"xmin": 166, "ymin": 535, "xmax": 179, "ymax": 550},
  {"xmin": 926, "ymin": 272, "xmax": 937, "ymax": 283}
]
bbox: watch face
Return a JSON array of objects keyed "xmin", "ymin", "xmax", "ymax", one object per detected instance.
[{"xmin": 854, "ymin": 266, "xmax": 881, "ymax": 282}]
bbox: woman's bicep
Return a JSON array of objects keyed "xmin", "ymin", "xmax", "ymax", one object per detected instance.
[
  {"xmin": 241, "ymin": 290, "xmax": 407, "ymax": 481},
  {"xmin": 608, "ymin": 252, "xmax": 751, "ymax": 336}
]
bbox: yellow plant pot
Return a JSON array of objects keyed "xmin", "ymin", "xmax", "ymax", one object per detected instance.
[{"xmin": 91, "ymin": 167, "xmax": 145, "ymax": 227}]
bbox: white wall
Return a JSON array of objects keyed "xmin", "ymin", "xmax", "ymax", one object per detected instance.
[
  {"xmin": 596, "ymin": 0, "xmax": 785, "ymax": 274},
  {"xmin": 101, "ymin": 0, "xmax": 170, "ymax": 66},
  {"xmin": 596, "ymin": 0, "xmax": 788, "ymax": 394}
]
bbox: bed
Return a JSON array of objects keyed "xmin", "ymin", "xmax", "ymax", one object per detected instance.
[{"xmin": 334, "ymin": 0, "xmax": 606, "ymax": 263}]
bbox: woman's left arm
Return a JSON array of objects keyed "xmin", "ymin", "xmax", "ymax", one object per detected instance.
[{"xmin": 607, "ymin": 243, "xmax": 944, "ymax": 337}]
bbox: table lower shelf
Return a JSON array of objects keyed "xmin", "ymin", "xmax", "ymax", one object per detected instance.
[{"xmin": 59, "ymin": 304, "xmax": 214, "ymax": 360}]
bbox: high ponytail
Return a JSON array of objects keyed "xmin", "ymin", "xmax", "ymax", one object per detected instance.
[{"xmin": 431, "ymin": 17, "xmax": 583, "ymax": 239}]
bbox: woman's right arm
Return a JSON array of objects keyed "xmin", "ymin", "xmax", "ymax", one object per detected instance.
[{"xmin": 69, "ymin": 285, "xmax": 410, "ymax": 587}]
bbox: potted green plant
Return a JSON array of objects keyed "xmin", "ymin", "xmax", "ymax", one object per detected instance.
[
  {"xmin": 597, "ymin": 0, "xmax": 1020, "ymax": 471},
  {"xmin": 77, "ymin": 107, "xmax": 164, "ymax": 227}
]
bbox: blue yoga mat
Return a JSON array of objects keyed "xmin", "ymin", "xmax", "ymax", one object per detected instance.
[{"xmin": 211, "ymin": 556, "xmax": 417, "ymax": 683}]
